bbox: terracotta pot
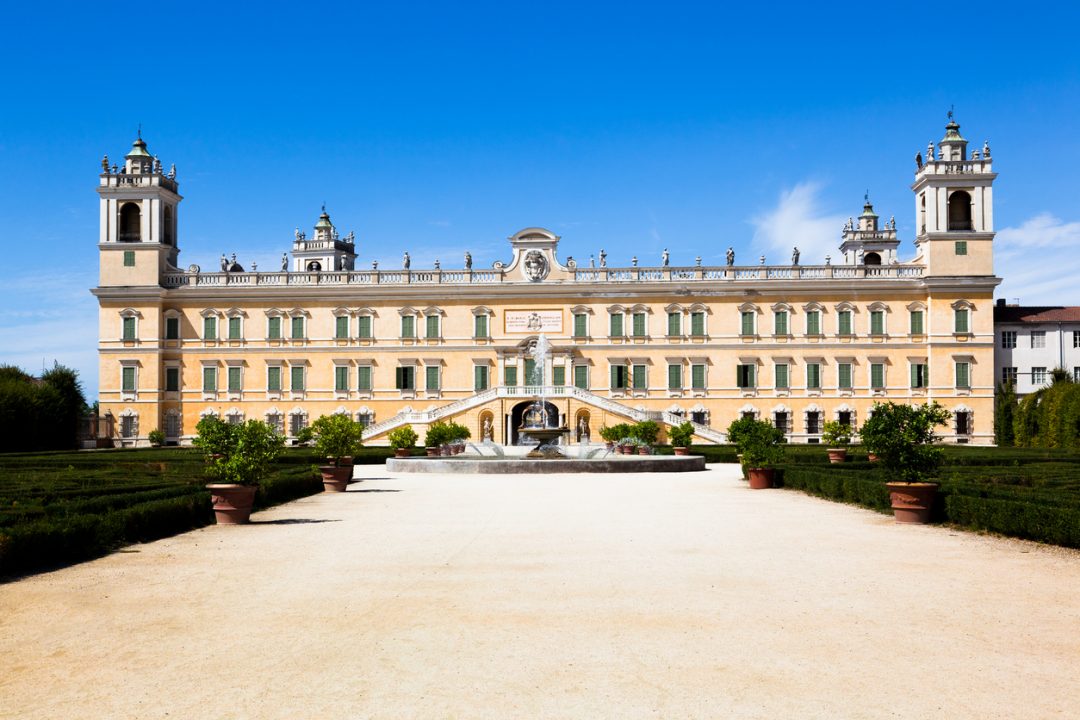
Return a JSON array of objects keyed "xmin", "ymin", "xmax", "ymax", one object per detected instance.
[
  {"xmin": 868, "ymin": 452, "xmax": 880, "ymax": 462},
  {"xmin": 673, "ymin": 447, "xmax": 689, "ymax": 456},
  {"xmin": 886, "ymin": 482, "xmax": 938, "ymax": 523},
  {"xmin": 605, "ymin": 442, "xmax": 614, "ymax": 451},
  {"xmin": 440, "ymin": 445, "xmax": 451, "ymax": 457},
  {"xmin": 394, "ymin": 448, "xmax": 410, "ymax": 458},
  {"xmin": 746, "ymin": 467, "xmax": 774, "ymax": 490},
  {"xmin": 827, "ymin": 448, "xmax": 847, "ymax": 464},
  {"xmin": 319, "ymin": 465, "xmax": 352, "ymax": 492},
  {"xmin": 426, "ymin": 447, "xmax": 438, "ymax": 457},
  {"xmin": 339, "ymin": 456, "xmax": 354, "ymax": 468},
  {"xmin": 637, "ymin": 446, "xmax": 650, "ymax": 456},
  {"xmin": 207, "ymin": 484, "xmax": 257, "ymax": 524}
]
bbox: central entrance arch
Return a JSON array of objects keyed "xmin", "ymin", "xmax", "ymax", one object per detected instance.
[{"xmin": 509, "ymin": 400, "xmax": 559, "ymax": 445}]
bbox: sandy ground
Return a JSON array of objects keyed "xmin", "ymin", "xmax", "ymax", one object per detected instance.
[{"xmin": 2, "ymin": 464, "xmax": 1079, "ymax": 720}]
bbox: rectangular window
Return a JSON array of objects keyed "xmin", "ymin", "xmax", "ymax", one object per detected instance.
[
  {"xmin": 358, "ymin": 365, "xmax": 372, "ymax": 391},
  {"xmin": 1001, "ymin": 366, "xmax": 1017, "ymax": 385},
  {"xmin": 290, "ymin": 366, "xmax": 304, "ymax": 392},
  {"xmin": 268, "ymin": 316, "xmax": 281, "ymax": 340},
  {"xmin": 610, "ymin": 313, "xmax": 624, "ymax": 337},
  {"xmin": 806, "ymin": 411, "xmax": 821, "ymax": 435},
  {"xmin": 955, "ymin": 240, "xmax": 968, "ymax": 255},
  {"xmin": 870, "ymin": 310, "xmax": 885, "ymax": 335},
  {"xmin": 910, "ymin": 310, "xmax": 924, "ymax": 335},
  {"xmin": 289, "ymin": 414, "xmax": 306, "ymax": 436},
  {"xmin": 335, "ymin": 366, "xmax": 349, "ymax": 392},
  {"xmin": 838, "ymin": 310, "xmax": 852, "ymax": 335},
  {"xmin": 165, "ymin": 367, "xmax": 179, "ymax": 392},
  {"xmin": 335, "ymin": 316, "xmax": 350, "ymax": 339},
  {"xmin": 504, "ymin": 366, "xmax": 518, "ymax": 386},
  {"xmin": 632, "ymin": 364, "xmax": 646, "ymax": 390},
  {"xmin": 774, "ymin": 311, "xmax": 788, "ymax": 335},
  {"xmin": 202, "ymin": 366, "xmax": 217, "ymax": 393},
  {"xmin": 573, "ymin": 314, "xmax": 587, "ymax": 338},
  {"xmin": 690, "ymin": 311, "xmax": 705, "ymax": 337},
  {"xmin": 668, "ymin": 364, "xmax": 682, "ymax": 390},
  {"xmin": 122, "ymin": 316, "xmax": 136, "ymax": 341},
  {"xmin": 203, "ymin": 317, "xmax": 216, "ymax": 340},
  {"xmin": 1073, "ymin": 331, "xmax": 1080, "ymax": 349},
  {"xmin": 774, "ymin": 412, "xmax": 789, "ymax": 433},
  {"xmin": 632, "ymin": 312, "xmax": 646, "ymax": 337},
  {"xmin": 225, "ymin": 366, "xmax": 240, "ymax": 392},
  {"xmin": 807, "ymin": 363, "xmax": 821, "ymax": 390},
  {"xmin": 838, "ymin": 363, "xmax": 852, "ymax": 389},
  {"xmin": 266, "ymin": 414, "xmax": 284, "ymax": 435},
  {"xmin": 573, "ymin": 365, "xmax": 588, "ymax": 390},
  {"xmin": 806, "ymin": 310, "xmax": 821, "ymax": 335},
  {"xmin": 552, "ymin": 366, "xmax": 565, "ymax": 386},
  {"xmin": 474, "ymin": 365, "xmax": 488, "ymax": 391},
  {"xmin": 426, "ymin": 315, "xmax": 439, "ymax": 339},
  {"xmin": 123, "ymin": 250, "xmax": 135, "ymax": 267},
  {"xmin": 358, "ymin": 315, "xmax": 372, "ymax": 339},
  {"xmin": 740, "ymin": 311, "xmax": 755, "ymax": 336},
  {"xmin": 290, "ymin": 316, "xmax": 304, "ymax": 340},
  {"xmin": 1032, "ymin": 367, "xmax": 1047, "ymax": 385},
  {"xmin": 165, "ymin": 316, "xmax": 179, "ymax": 340},
  {"xmin": 401, "ymin": 315, "xmax": 415, "ymax": 338},
  {"xmin": 691, "ymin": 364, "xmax": 705, "ymax": 390},
  {"xmin": 667, "ymin": 312, "xmax": 681, "ymax": 336},
  {"xmin": 954, "ymin": 308, "xmax": 969, "ymax": 334},
  {"xmin": 736, "ymin": 364, "xmax": 756, "ymax": 389},
  {"xmin": 870, "ymin": 363, "xmax": 884, "ymax": 389},
  {"xmin": 474, "ymin": 314, "xmax": 488, "ymax": 338},
  {"xmin": 267, "ymin": 366, "xmax": 281, "ymax": 392},
  {"xmin": 1074, "ymin": 367, "xmax": 1080, "ymax": 383},
  {"xmin": 956, "ymin": 411, "xmax": 971, "ymax": 435},
  {"xmin": 611, "ymin": 365, "xmax": 628, "ymax": 390},
  {"xmin": 911, "ymin": 364, "xmax": 929, "ymax": 388},
  {"xmin": 121, "ymin": 366, "xmax": 136, "ymax": 392},
  {"xmin": 1001, "ymin": 330, "xmax": 1016, "ymax": 349},
  {"xmin": 228, "ymin": 317, "xmax": 241, "ymax": 340},
  {"xmin": 524, "ymin": 358, "xmax": 538, "ymax": 385},
  {"xmin": 955, "ymin": 362, "xmax": 970, "ymax": 389},
  {"xmin": 425, "ymin": 366, "xmax": 439, "ymax": 391},
  {"xmin": 1031, "ymin": 331, "xmax": 1045, "ymax": 349},
  {"xmin": 395, "ymin": 366, "xmax": 415, "ymax": 390},
  {"xmin": 775, "ymin": 364, "xmax": 789, "ymax": 389}
]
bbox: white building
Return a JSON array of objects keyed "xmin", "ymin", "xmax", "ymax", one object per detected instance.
[{"xmin": 994, "ymin": 301, "xmax": 1080, "ymax": 395}]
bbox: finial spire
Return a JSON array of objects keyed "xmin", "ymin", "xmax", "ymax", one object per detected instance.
[
  {"xmin": 137, "ymin": 122, "xmax": 142, "ymax": 140},
  {"xmin": 947, "ymin": 105, "xmax": 954, "ymax": 122}
]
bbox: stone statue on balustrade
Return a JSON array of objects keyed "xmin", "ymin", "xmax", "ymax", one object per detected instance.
[
  {"xmin": 726, "ymin": 247, "xmax": 735, "ymax": 266},
  {"xmin": 403, "ymin": 251, "xmax": 410, "ymax": 269},
  {"xmin": 791, "ymin": 247, "xmax": 800, "ymax": 266}
]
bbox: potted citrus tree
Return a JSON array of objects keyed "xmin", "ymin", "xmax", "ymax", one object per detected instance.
[
  {"xmin": 310, "ymin": 413, "xmax": 363, "ymax": 491},
  {"xmin": 669, "ymin": 421, "xmax": 694, "ymax": 456},
  {"xmin": 598, "ymin": 424, "xmax": 619, "ymax": 451},
  {"xmin": 727, "ymin": 416, "xmax": 785, "ymax": 489},
  {"xmin": 425, "ymin": 422, "xmax": 448, "ymax": 457},
  {"xmin": 821, "ymin": 420, "xmax": 851, "ymax": 463},
  {"xmin": 147, "ymin": 428, "xmax": 165, "ymax": 448},
  {"xmin": 388, "ymin": 424, "xmax": 418, "ymax": 458},
  {"xmin": 631, "ymin": 420, "xmax": 660, "ymax": 455},
  {"xmin": 859, "ymin": 401, "xmax": 950, "ymax": 523},
  {"xmin": 195, "ymin": 415, "xmax": 285, "ymax": 524}
]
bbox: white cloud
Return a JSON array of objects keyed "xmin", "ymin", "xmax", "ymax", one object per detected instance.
[
  {"xmin": 750, "ymin": 182, "xmax": 846, "ymax": 265},
  {"xmin": 996, "ymin": 213, "xmax": 1080, "ymax": 304}
]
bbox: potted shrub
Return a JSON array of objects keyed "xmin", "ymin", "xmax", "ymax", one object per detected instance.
[
  {"xmin": 859, "ymin": 402, "xmax": 950, "ymax": 523},
  {"xmin": 447, "ymin": 421, "xmax": 471, "ymax": 454},
  {"xmin": 821, "ymin": 420, "xmax": 851, "ymax": 463},
  {"xmin": 669, "ymin": 421, "xmax": 694, "ymax": 456},
  {"xmin": 310, "ymin": 414, "xmax": 363, "ymax": 491},
  {"xmin": 388, "ymin": 424, "xmax": 418, "ymax": 458},
  {"xmin": 147, "ymin": 428, "xmax": 165, "ymax": 447},
  {"xmin": 195, "ymin": 415, "xmax": 284, "ymax": 524},
  {"xmin": 598, "ymin": 424, "xmax": 619, "ymax": 451},
  {"xmin": 424, "ymin": 422, "xmax": 448, "ymax": 457},
  {"xmin": 631, "ymin": 420, "xmax": 660, "ymax": 453},
  {"xmin": 727, "ymin": 417, "xmax": 785, "ymax": 489}
]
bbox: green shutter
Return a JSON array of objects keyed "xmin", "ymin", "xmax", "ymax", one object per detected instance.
[
  {"xmin": 955, "ymin": 240, "xmax": 968, "ymax": 255},
  {"xmin": 426, "ymin": 366, "xmax": 439, "ymax": 391},
  {"xmin": 524, "ymin": 359, "xmax": 537, "ymax": 385},
  {"xmin": 228, "ymin": 317, "xmax": 240, "ymax": 340},
  {"xmin": 122, "ymin": 316, "xmax": 136, "ymax": 341},
  {"xmin": 956, "ymin": 362, "xmax": 970, "ymax": 388},
  {"xmin": 910, "ymin": 311, "xmax": 924, "ymax": 335},
  {"xmin": 611, "ymin": 365, "xmax": 619, "ymax": 389},
  {"xmin": 955, "ymin": 309, "xmax": 969, "ymax": 333},
  {"xmin": 871, "ymin": 364, "xmax": 884, "ymax": 388},
  {"xmin": 691, "ymin": 364, "xmax": 705, "ymax": 389},
  {"xmin": 474, "ymin": 314, "xmax": 488, "ymax": 338},
  {"xmin": 121, "ymin": 366, "xmax": 135, "ymax": 392},
  {"xmin": 838, "ymin": 364, "xmax": 852, "ymax": 389},
  {"xmin": 291, "ymin": 316, "xmax": 304, "ymax": 339},
  {"xmin": 573, "ymin": 314, "xmax": 587, "ymax": 338},
  {"xmin": 395, "ymin": 367, "xmax": 404, "ymax": 389},
  {"xmin": 632, "ymin": 313, "xmax": 646, "ymax": 337},
  {"xmin": 632, "ymin": 365, "xmax": 645, "ymax": 389},
  {"xmin": 871, "ymin": 311, "xmax": 884, "ymax": 335},
  {"xmin": 268, "ymin": 316, "xmax": 281, "ymax": 339},
  {"xmin": 775, "ymin": 364, "xmax": 788, "ymax": 389},
  {"xmin": 504, "ymin": 366, "xmax": 517, "ymax": 386},
  {"xmin": 807, "ymin": 363, "xmax": 820, "ymax": 389},
  {"xmin": 574, "ymin": 365, "xmax": 588, "ymax": 389},
  {"xmin": 358, "ymin": 365, "xmax": 372, "ymax": 390},
  {"xmin": 774, "ymin": 311, "xmax": 788, "ymax": 335},
  {"xmin": 426, "ymin": 315, "xmax": 439, "ymax": 339},
  {"xmin": 358, "ymin": 315, "xmax": 372, "ymax": 339},
  {"xmin": 123, "ymin": 250, "xmax": 135, "ymax": 267},
  {"xmin": 474, "ymin": 365, "xmax": 487, "ymax": 391},
  {"xmin": 807, "ymin": 311, "xmax": 820, "ymax": 335},
  {"xmin": 668, "ymin": 364, "xmax": 681, "ymax": 390},
  {"xmin": 668, "ymin": 312, "xmax": 680, "ymax": 336},
  {"xmin": 401, "ymin": 316, "xmax": 414, "ymax": 338},
  {"xmin": 552, "ymin": 366, "xmax": 565, "ymax": 386},
  {"xmin": 741, "ymin": 311, "xmax": 754, "ymax": 335},
  {"xmin": 203, "ymin": 367, "xmax": 216, "ymax": 392},
  {"xmin": 203, "ymin": 317, "xmax": 216, "ymax": 340},
  {"xmin": 165, "ymin": 317, "xmax": 179, "ymax": 340},
  {"xmin": 335, "ymin": 366, "xmax": 349, "ymax": 392},
  {"xmin": 291, "ymin": 366, "xmax": 304, "ymax": 391},
  {"xmin": 610, "ymin": 313, "xmax": 623, "ymax": 336},
  {"xmin": 267, "ymin": 366, "xmax": 281, "ymax": 392},
  {"xmin": 336, "ymin": 316, "xmax": 349, "ymax": 339},
  {"xmin": 691, "ymin": 312, "xmax": 704, "ymax": 336},
  {"xmin": 228, "ymin": 366, "xmax": 241, "ymax": 392},
  {"xmin": 165, "ymin": 367, "xmax": 179, "ymax": 392},
  {"xmin": 839, "ymin": 311, "xmax": 851, "ymax": 335}
]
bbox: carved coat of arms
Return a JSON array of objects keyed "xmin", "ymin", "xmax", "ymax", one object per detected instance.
[{"xmin": 523, "ymin": 250, "xmax": 548, "ymax": 282}]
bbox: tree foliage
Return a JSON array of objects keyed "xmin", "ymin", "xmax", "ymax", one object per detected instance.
[
  {"xmin": 726, "ymin": 416, "xmax": 785, "ymax": 468},
  {"xmin": 0, "ymin": 363, "xmax": 86, "ymax": 452},
  {"xmin": 994, "ymin": 382, "xmax": 1017, "ymax": 447},
  {"xmin": 858, "ymin": 402, "xmax": 950, "ymax": 483},
  {"xmin": 1012, "ymin": 380, "xmax": 1080, "ymax": 449},
  {"xmin": 194, "ymin": 416, "xmax": 284, "ymax": 486}
]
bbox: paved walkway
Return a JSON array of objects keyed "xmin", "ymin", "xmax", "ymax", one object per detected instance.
[{"xmin": 2, "ymin": 465, "xmax": 1079, "ymax": 719}]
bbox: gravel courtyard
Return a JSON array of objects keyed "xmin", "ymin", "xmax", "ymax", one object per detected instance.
[{"xmin": 2, "ymin": 464, "xmax": 1078, "ymax": 719}]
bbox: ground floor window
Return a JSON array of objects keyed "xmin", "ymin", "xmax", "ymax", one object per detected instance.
[
  {"xmin": 120, "ymin": 415, "xmax": 137, "ymax": 438},
  {"xmin": 956, "ymin": 411, "xmax": 971, "ymax": 435},
  {"xmin": 289, "ymin": 413, "xmax": 306, "ymax": 436},
  {"xmin": 165, "ymin": 413, "xmax": 181, "ymax": 438},
  {"xmin": 774, "ymin": 411, "xmax": 789, "ymax": 433},
  {"xmin": 806, "ymin": 411, "xmax": 821, "ymax": 435},
  {"xmin": 267, "ymin": 413, "xmax": 284, "ymax": 435}
]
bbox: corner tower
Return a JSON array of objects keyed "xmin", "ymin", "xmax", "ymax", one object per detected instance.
[
  {"xmin": 290, "ymin": 206, "xmax": 357, "ymax": 272},
  {"xmin": 911, "ymin": 115, "xmax": 997, "ymax": 277}
]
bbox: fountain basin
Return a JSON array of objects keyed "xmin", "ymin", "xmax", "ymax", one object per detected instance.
[{"xmin": 386, "ymin": 455, "xmax": 705, "ymax": 474}]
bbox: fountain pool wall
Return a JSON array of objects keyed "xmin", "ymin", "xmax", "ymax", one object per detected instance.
[{"xmin": 386, "ymin": 455, "xmax": 706, "ymax": 474}]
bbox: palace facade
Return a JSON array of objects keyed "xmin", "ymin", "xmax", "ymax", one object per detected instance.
[{"xmin": 93, "ymin": 119, "xmax": 1000, "ymax": 446}]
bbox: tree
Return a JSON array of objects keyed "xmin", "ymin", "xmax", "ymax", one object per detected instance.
[
  {"xmin": 41, "ymin": 363, "xmax": 87, "ymax": 450},
  {"xmin": 0, "ymin": 363, "xmax": 85, "ymax": 452},
  {"xmin": 994, "ymin": 382, "xmax": 1017, "ymax": 447},
  {"xmin": 858, "ymin": 402, "xmax": 950, "ymax": 483}
]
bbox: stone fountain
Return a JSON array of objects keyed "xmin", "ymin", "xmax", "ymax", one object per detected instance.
[{"xmin": 518, "ymin": 334, "xmax": 570, "ymax": 458}]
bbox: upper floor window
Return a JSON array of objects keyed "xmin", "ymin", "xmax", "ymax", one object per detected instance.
[
  {"xmin": 1032, "ymin": 366, "xmax": 1047, "ymax": 385},
  {"xmin": 948, "ymin": 190, "xmax": 973, "ymax": 231},
  {"xmin": 1001, "ymin": 366, "xmax": 1017, "ymax": 385},
  {"xmin": 573, "ymin": 364, "xmax": 589, "ymax": 390},
  {"xmin": 631, "ymin": 312, "xmax": 647, "ymax": 337},
  {"xmin": 334, "ymin": 365, "xmax": 350, "ymax": 393},
  {"xmin": 837, "ymin": 310, "xmax": 853, "ymax": 336},
  {"xmin": 955, "ymin": 362, "xmax": 971, "ymax": 389},
  {"xmin": 837, "ymin": 363, "xmax": 853, "ymax": 389},
  {"xmin": 740, "ymin": 311, "xmax": 755, "ymax": 336},
  {"xmin": 474, "ymin": 364, "xmax": 489, "ymax": 391},
  {"xmin": 1073, "ymin": 331, "xmax": 1080, "ymax": 349},
  {"xmin": 911, "ymin": 363, "xmax": 929, "ymax": 389},
  {"xmin": 165, "ymin": 316, "xmax": 180, "ymax": 340},
  {"xmin": 122, "ymin": 316, "xmax": 137, "ymax": 341},
  {"xmin": 774, "ymin": 363, "xmax": 789, "ymax": 389},
  {"xmin": 954, "ymin": 308, "xmax": 970, "ymax": 334},
  {"xmin": 869, "ymin": 310, "xmax": 885, "ymax": 335},
  {"xmin": 806, "ymin": 362, "xmax": 821, "ymax": 390},
  {"xmin": 805, "ymin": 310, "xmax": 821, "ymax": 335},
  {"xmin": 609, "ymin": 312, "xmax": 624, "ymax": 337},
  {"xmin": 667, "ymin": 312, "xmax": 681, "ymax": 337},
  {"xmin": 690, "ymin": 363, "xmax": 706, "ymax": 390},
  {"xmin": 165, "ymin": 366, "xmax": 180, "ymax": 392},
  {"xmin": 358, "ymin": 314, "xmax": 373, "ymax": 339},
  {"xmin": 668, "ymin": 363, "xmax": 682, "ymax": 390},
  {"xmin": 1031, "ymin": 331, "xmax": 1046, "ymax": 349},
  {"xmin": 202, "ymin": 365, "xmax": 217, "ymax": 393},
  {"xmin": 203, "ymin": 316, "xmax": 217, "ymax": 340},
  {"xmin": 909, "ymin": 310, "xmax": 924, "ymax": 335},
  {"xmin": 425, "ymin": 314, "xmax": 440, "ymax": 339},
  {"xmin": 573, "ymin": 313, "xmax": 588, "ymax": 338},
  {"xmin": 267, "ymin": 316, "xmax": 282, "ymax": 340},
  {"xmin": 335, "ymin": 315, "xmax": 350, "ymax": 339},
  {"xmin": 290, "ymin": 365, "xmax": 305, "ymax": 392},
  {"xmin": 736, "ymin": 364, "xmax": 756, "ymax": 389},
  {"xmin": 358, "ymin": 365, "xmax": 372, "ymax": 391},
  {"xmin": 121, "ymin": 364, "xmax": 137, "ymax": 393},
  {"xmin": 690, "ymin": 311, "xmax": 706, "ymax": 337},
  {"xmin": 774, "ymin": 311, "xmax": 789, "ymax": 335},
  {"xmin": 401, "ymin": 315, "xmax": 415, "ymax": 339},
  {"xmin": 610, "ymin": 364, "xmax": 628, "ymax": 390},
  {"xmin": 228, "ymin": 316, "xmax": 242, "ymax": 340},
  {"xmin": 290, "ymin": 316, "xmax": 305, "ymax": 340},
  {"xmin": 474, "ymin": 314, "xmax": 488, "ymax": 338},
  {"xmin": 870, "ymin": 362, "xmax": 885, "ymax": 389},
  {"xmin": 395, "ymin": 366, "xmax": 415, "ymax": 391},
  {"xmin": 1001, "ymin": 330, "xmax": 1016, "ymax": 349}
]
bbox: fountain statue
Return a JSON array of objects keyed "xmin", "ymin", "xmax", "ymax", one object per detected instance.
[{"xmin": 519, "ymin": 334, "xmax": 569, "ymax": 458}]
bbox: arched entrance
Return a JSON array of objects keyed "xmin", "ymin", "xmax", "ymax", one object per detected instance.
[
  {"xmin": 509, "ymin": 400, "xmax": 559, "ymax": 445},
  {"xmin": 863, "ymin": 251, "xmax": 881, "ymax": 265}
]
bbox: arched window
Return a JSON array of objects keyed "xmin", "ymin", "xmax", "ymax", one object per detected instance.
[
  {"xmin": 119, "ymin": 202, "xmax": 141, "ymax": 242},
  {"xmin": 948, "ymin": 191, "xmax": 973, "ymax": 231},
  {"xmin": 863, "ymin": 252, "xmax": 881, "ymax": 265},
  {"xmin": 163, "ymin": 205, "xmax": 174, "ymax": 246}
]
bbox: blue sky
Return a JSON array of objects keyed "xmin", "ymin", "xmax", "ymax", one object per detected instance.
[{"xmin": 2, "ymin": 1, "xmax": 1080, "ymax": 399}]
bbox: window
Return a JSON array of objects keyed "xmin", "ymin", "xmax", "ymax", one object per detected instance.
[
  {"xmin": 806, "ymin": 363, "xmax": 821, "ymax": 390},
  {"xmin": 870, "ymin": 363, "xmax": 885, "ymax": 389},
  {"xmin": 690, "ymin": 311, "xmax": 705, "ymax": 337},
  {"xmin": 267, "ymin": 316, "xmax": 281, "ymax": 340},
  {"xmin": 358, "ymin": 365, "xmax": 372, "ymax": 391},
  {"xmin": 122, "ymin": 366, "xmax": 136, "ymax": 393},
  {"xmin": 289, "ymin": 414, "xmax": 306, "ymax": 437},
  {"xmin": 357, "ymin": 411, "xmax": 374, "ymax": 427},
  {"xmin": 122, "ymin": 316, "xmax": 136, "ymax": 341},
  {"xmin": 740, "ymin": 311, "xmax": 755, "ymax": 336},
  {"xmin": 1032, "ymin": 367, "xmax": 1047, "ymax": 386},
  {"xmin": 401, "ymin": 315, "xmax": 415, "ymax": 338},
  {"xmin": 870, "ymin": 310, "xmax": 885, "ymax": 335},
  {"xmin": 955, "ymin": 240, "xmax": 968, "ymax": 256},
  {"xmin": 335, "ymin": 316, "xmax": 350, "ymax": 339},
  {"xmin": 1074, "ymin": 331, "xmax": 1080, "ymax": 349},
  {"xmin": 775, "ymin": 364, "xmax": 789, "ymax": 389},
  {"xmin": 838, "ymin": 363, "xmax": 853, "ymax": 389},
  {"xmin": 290, "ymin": 316, "xmax": 304, "ymax": 340},
  {"xmin": 504, "ymin": 366, "xmax": 518, "ymax": 386},
  {"xmin": 165, "ymin": 413, "xmax": 181, "ymax": 438},
  {"xmin": 806, "ymin": 411, "xmax": 821, "ymax": 435},
  {"xmin": 910, "ymin": 310, "xmax": 924, "ymax": 335},
  {"xmin": 474, "ymin": 314, "xmax": 488, "ymax": 338},
  {"xmin": 774, "ymin": 412, "xmax": 789, "ymax": 433},
  {"xmin": 667, "ymin": 312, "xmax": 681, "ymax": 336},
  {"xmin": 632, "ymin": 312, "xmax": 646, "ymax": 337},
  {"xmin": 267, "ymin": 366, "xmax": 282, "ymax": 392},
  {"xmin": 806, "ymin": 311, "xmax": 821, "ymax": 335},
  {"xmin": 736, "ymin": 364, "xmax": 755, "ymax": 389},
  {"xmin": 474, "ymin": 365, "xmax": 489, "ymax": 391},
  {"xmin": 123, "ymin": 250, "xmax": 135, "ymax": 267},
  {"xmin": 632, "ymin": 365, "xmax": 646, "ymax": 390},
  {"xmin": 202, "ymin": 366, "xmax": 217, "ymax": 393},
  {"xmin": 838, "ymin": 310, "xmax": 853, "ymax": 335},
  {"xmin": 227, "ymin": 317, "xmax": 242, "ymax": 340},
  {"xmin": 524, "ymin": 358, "xmax": 538, "ymax": 385},
  {"xmin": 691, "ymin": 364, "xmax": 706, "ymax": 390},
  {"xmin": 610, "ymin": 312, "xmax": 624, "ymax": 337},
  {"xmin": 837, "ymin": 411, "xmax": 852, "ymax": 430},
  {"xmin": 1031, "ymin": 331, "xmax": 1045, "ymax": 349},
  {"xmin": 426, "ymin": 315, "xmax": 440, "ymax": 339},
  {"xmin": 1001, "ymin": 330, "xmax": 1016, "ymax": 349},
  {"xmin": 774, "ymin": 311, "xmax": 788, "ymax": 335},
  {"xmin": 911, "ymin": 364, "xmax": 929, "ymax": 388},
  {"xmin": 552, "ymin": 366, "xmax": 565, "ymax": 386},
  {"xmin": 227, "ymin": 366, "xmax": 242, "ymax": 393},
  {"xmin": 203, "ymin": 316, "xmax": 217, "ymax": 340},
  {"xmin": 668, "ymin": 364, "xmax": 682, "ymax": 390},
  {"xmin": 955, "ymin": 362, "xmax": 971, "ymax": 388},
  {"xmin": 396, "ymin": 366, "xmax": 415, "ymax": 390},
  {"xmin": 954, "ymin": 308, "xmax": 970, "ymax": 334},
  {"xmin": 267, "ymin": 413, "xmax": 284, "ymax": 436},
  {"xmin": 120, "ymin": 415, "xmax": 137, "ymax": 438},
  {"xmin": 165, "ymin": 317, "xmax": 180, "ymax": 340},
  {"xmin": 573, "ymin": 313, "xmax": 588, "ymax": 338},
  {"xmin": 1074, "ymin": 367, "xmax": 1080, "ymax": 383},
  {"xmin": 335, "ymin": 366, "xmax": 349, "ymax": 392},
  {"xmin": 573, "ymin": 365, "xmax": 588, "ymax": 390},
  {"xmin": 956, "ymin": 411, "xmax": 971, "ymax": 435},
  {"xmin": 290, "ymin": 365, "xmax": 305, "ymax": 392},
  {"xmin": 425, "ymin": 366, "xmax": 440, "ymax": 391},
  {"xmin": 358, "ymin": 315, "xmax": 372, "ymax": 339},
  {"xmin": 165, "ymin": 367, "xmax": 179, "ymax": 392},
  {"xmin": 611, "ymin": 364, "xmax": 628, "ymax": 390},
  {"xmin": 1001, "ymin": 366, "xmax": 1017, "ymax": 385}
]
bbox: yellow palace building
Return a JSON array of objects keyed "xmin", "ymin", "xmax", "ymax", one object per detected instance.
[{"xmin": 93, "ymin": 118, "xmax": 999, "ymax": 446}]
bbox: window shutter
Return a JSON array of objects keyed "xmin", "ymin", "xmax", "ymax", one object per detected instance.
[
  {"xmin": 335, "ymin": 366, "xmax": 348, "ymax": 392},
  {"xmin": 633, "ymin": 313, "xmax": 646, "ymax": 337},
  {"xmin": 268, "ymin": 367, "xmax": 281, "ymax": 392},
  {"xmin": 806, "ymin": 311, "xmax": 820, "ymax": 335},
  {"xmin": 165, "ymin": 367, "xmax": 179, "ymax": 392},
  {"xmin": 291, "ymin": 366, "xmax": 304, "ymax": 391},
  {"xmin": 871, "ymin": 364, "xmax": 884, "ymax": 388},
  {"xmin": 691, "ymin": 312, "xmax": 704, "ymax": 336},
  {"xmin": 910, "ymin": 311, "xmax": 924, "ymax": 335},
  {"xmin": 474, "ymin": 314, "xmax": 487, "ymax": 338},
  {"xmin": 504, "ymin": 366, "xmax": 517, "ymax": 386},
  {"xmin": 552, "ymin": 366, "xmax": 565, "ymax": 386},
  {"xmin": 475, "ymin": 365, "xmax": 486, "ymax": 390},
  {"xmin": 839, "ymin": 312, "xmax": 851, "ymax": 335},
  {"xmin": 741, "ymin": 312, "xmax": 754, "ymax": 335},
  {"xmin": 956, "ymin": 363, "xmax": 970, "ymax": 388},
  {"xmin": 668, "ymin": 312, "xmax": 680, "ymax": 336},
  {"xmin": 807, "ymin": 363, "xmax": 820, "ymax": 389},
  {"xmin": 122, "ymin": 366, "xmax": 135, "ymax": 392},
  {"xmin": 228, "ymin": 367, "xmax": 241, "ymax": 392},
  {"xmin": 395, "ymin": 367, "xmax": 404, "ymax": 389},
  {"xmin": 336, "ymin": 316, "xmax": 349, "ymax": 339},
  {"xmin": 401, "ymin": 316, "xmax": 413, "ymax": 338},
  {"xmin": 268, "ymin": 316, "xmax": 281, "ymax": 339},
  {"xmin": 204, "ymin": 317, "xmax": 216, "ymax": 340},
  {"xmin": 632, "ymin": 365, "xmax": 645, "ymax": 389},
  {"xmin": 871, "ymin": 311, "xmax": 884, "ymax": 335},
  {"xmin": 692, "ymin": 364, "xmax": 705, "ymax": 389},
  {"xmin": 839, "ymin": 364, "xmax": 851, "ymax": 388},
  {"xmin": 775, "ymin": 364, "xmax": 788, "ymax": 389},
  {"xmin": 122, "ymin": 317, "xmax": 136, "ymax": 341},
  {"xmin": 774, "ymin": 312, "xmax": 787, "ymax": 335},
  {"xmin": 358, "ymin": 365, "xmax": 372, "ymax": 390},
  {"xmin": 426, "ymin": 366, "xmax": 439, "ymax": 391},
  {"xmin": 229, "ymin": 317, "xmax": 241, "ymax": 339},
  {"xmin": 668, "ymin": 364, "xmax": 681, "ymax": 390},
  {"xmin": 574, "ymin": 314, "xmax": 587, "ymax": 338},
  {"xmin": 611, "ymin": 364, "xmax": 619, "ymax": 389},
  {"xmin": 574, "ymin": 365, "xmax": 588, "ymax": 389},
  {"xmin": 426, "ymin": 315, "xmax": 439, "ymax": 339},
  {"xmin": 291, "ymin": 316, "xmax": 304, "ymax": 339},
  {"xmin": 524, "ymin": 359, "xmax": 537, "ymax": 385},
  {"xmin": 358, "ymin": 315, "xmax": 371, "ymax": 339},
  {"xmin": 203, "ymin": 367, "xmax": 216, "ymax": 392},
  {"xmin": 955, "ymin": 309, "xmax": 969, "ymax": 333},
  {"xmin": 610, "ymin": 313, "xmax": 623, "ymax": 336}
]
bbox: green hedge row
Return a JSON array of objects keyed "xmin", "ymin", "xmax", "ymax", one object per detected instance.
[
  {"xmin": 943, "ymin": 494, "xmax": 1080, "ymax": 548},
  {"xmin": 778, "ymin": 466, "xmax": 893, "ymax": 514}
]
